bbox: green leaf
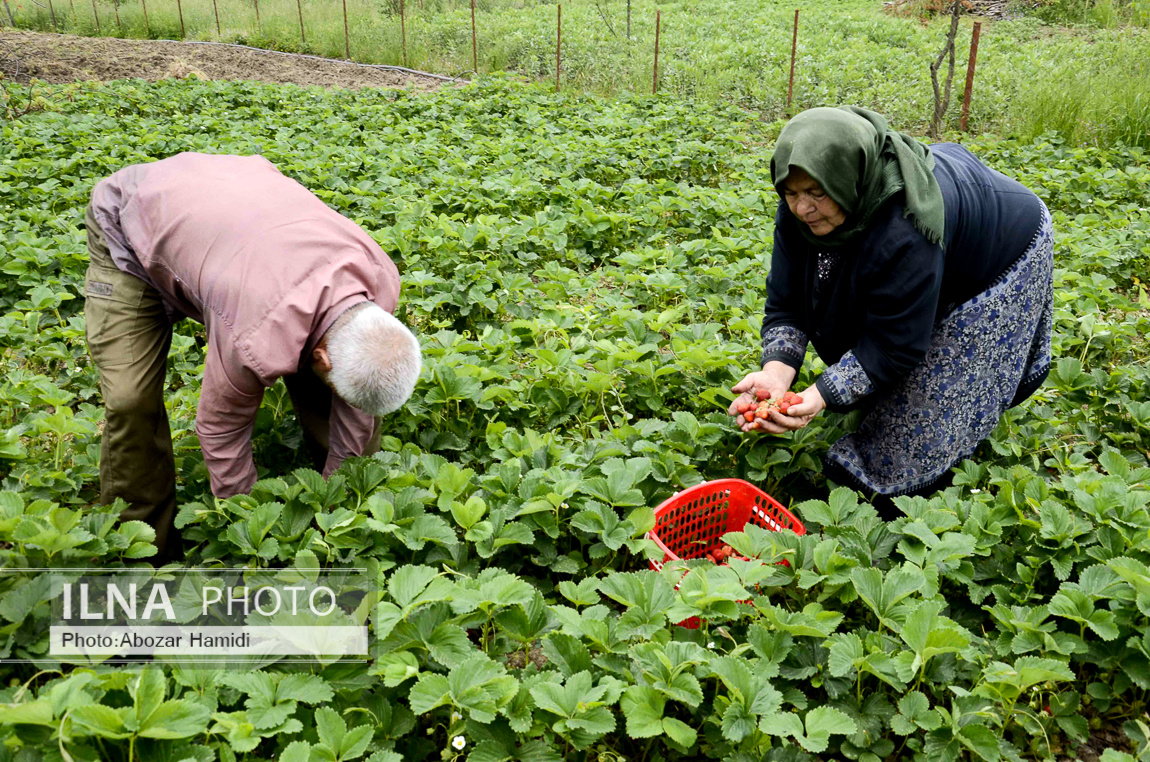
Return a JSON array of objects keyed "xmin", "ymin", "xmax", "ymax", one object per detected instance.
[
  {"xmin": 48, "ymin": 673, "xmax": 97, "ymax": 716},
  {"xmin": 73, "ymin": 704, "xmax": 131, "ymax": 739},
  {"xmin": 900, "ymin": 600, "xmax": 970, "ymax": 675},
  {"xmin": 374, "ymin": 651, "xmax": 420, "ymax": 688},
  {"xmin": 137, "ymin": 699, "xmax": 212, "ymax": 739},
  {"xmin": 277, "ymin": 674, "xmax": 334, "ymax": 705},
  {"xmin": 619, "ymin": 685, "xmax": 665, "ymax": 738},
  {"xmin": 0, "ymin": 699, "xmax": 55, "ymax": 727},
  {"xmin": 316, "ymin": 706, "xmax": 346, "ymax": 752},
  {"xmin": 957, "ymin": 723, "xmax": 1002, "ymax": 761},
  {"xmin": 280, "ymin": 741, "xmax": 312, "ymax": 762},
  {"xmin": 450, "ymin": 495, "xmax": 487, "ymax": 531},
  {"xmin": 1099, "ymin": 751, "xmax": 1138, "ymax": 762},
  {"xmin": 565, "ymin": 705, "xmax": 615, "ymax": 735},
  {"xmin": 897, "ymin": 691, "xmax": 928, "ymax": 721},
  {"xmin": 339, "ymin": 724, "xmax": 373, "ymax": 760},
  {"xmin": 759, "ymin": 711, "xmax": 803, "ymax": 740},
  {"xmin": 662, "ymin": 716, "xmax": 697, "ymax": 747},
  {"xmin": 425, "ymin": 623, "xmax": 476, "ymax": 668},
  {"xmin": 1107, "ymin": 557, "xmax": 1150, "ymax": 597},
  {"xmin": 542, "ymin": 632, "xmax": 593, "ymax": 678},
  {"xmin": 800, "ymin": 706, "xmax": 857, "ymax": 753},
  {"xmin": 388, "ymin": 565, "xmax": 440, "ymax": 608},
  {"xmin": 365, "ymin": 752, "xmax": 404, "ymax": 762},
  {"xmin": 760, "ymin": 706, "xmax": 856, "ymax": 753},
  {"xmin": 557, "ymin": 578, "xmax": 601, "ymax": 606},
  {"xmin": 827, "ymin": 632, "xmax": 864, "ymax": 677},
  {"xmin": 0, "ymin": 573, "xmax": 50, "ymax": 623},
  {"xmin": 407, "ymin": 673, "xmax": 451, "ymax": 715},
  {"xmin": 722, "ymin": 702, "xmax": 758, "ymax": 742},
  {"xmin": 132, "ymin": 667, "xmax": 167, "ymax": 725}
]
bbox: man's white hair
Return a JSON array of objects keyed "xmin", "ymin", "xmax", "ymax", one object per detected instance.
[{"xmin": 326, "ymin": 303, "xmax": 422, "ymax": 416}]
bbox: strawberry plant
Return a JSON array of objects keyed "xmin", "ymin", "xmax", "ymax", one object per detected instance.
[{"xmin": 1, "ymin": 75, "xmax": 1149, "ymax": 760}]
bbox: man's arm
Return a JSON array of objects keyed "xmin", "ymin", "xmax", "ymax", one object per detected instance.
[
  {"xmin": 324, "ymin": 395, "xmax": 377, "ymax": 478},
  {"xmin": 195, "ymin": 348, "xmax": 265, "ymax": 497}
]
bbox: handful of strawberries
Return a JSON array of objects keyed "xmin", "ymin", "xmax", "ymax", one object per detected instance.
[{"xmin": 735, "ymin": 388, "xmax": 804, "ymax": 424}]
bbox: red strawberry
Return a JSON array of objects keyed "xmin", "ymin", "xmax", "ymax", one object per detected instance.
[{"xmin": 755, "ymin": 389, "xmax": 770, "ymax": 401}]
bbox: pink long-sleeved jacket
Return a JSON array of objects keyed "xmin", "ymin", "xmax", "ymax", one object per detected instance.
[{"xmin": 90, "ymin": 152, "xmax": 401, "ymax": 497}]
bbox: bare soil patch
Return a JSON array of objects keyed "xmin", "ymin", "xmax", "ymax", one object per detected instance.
[{"xmin": 0, "ymin": 29, "xmax": 454, "ymax": 90}]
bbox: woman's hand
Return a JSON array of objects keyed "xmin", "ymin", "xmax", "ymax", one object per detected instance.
[
  {"xmin": 763, "ymin": 384, "xmax": 825, "ymax": 433},
  {"xmin": 729, "ymin": 362, "xmax": 797, "ymax": 433}
]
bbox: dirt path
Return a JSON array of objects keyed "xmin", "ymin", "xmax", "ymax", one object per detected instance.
[{"xmin": 0, "ymin": 29, "xmax": 457, "ymax": 90}]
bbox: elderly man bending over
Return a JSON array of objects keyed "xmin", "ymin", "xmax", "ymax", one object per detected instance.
[{"xmin": 84, "ymin": 152, "xmax": 421, "ymax": 561}]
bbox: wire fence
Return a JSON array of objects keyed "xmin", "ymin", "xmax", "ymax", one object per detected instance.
[
  {"xmin": 2, "ymin": 0, "xmax": 982, "ymax": 124},
  {"xmin": 1, "ymin": 0, "xmax": 810, "ymax": 100}
]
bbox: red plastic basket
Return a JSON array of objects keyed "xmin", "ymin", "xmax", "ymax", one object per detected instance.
[{"xmin": 647, "ymin": 478, "xmax": 806, "ymax": 628}]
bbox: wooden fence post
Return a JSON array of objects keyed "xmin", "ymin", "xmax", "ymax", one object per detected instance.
[
  {"xmin": 959, "ymin": 21, "xmax": 981, "ymax": 131},
  {"xmin": 90, "ymin": 0, "xmax": 100, "ymax": 32},
  {"xmin": 556, "ymin": 4, "xmax": 561, "ymax": 91},
  {"xmin": 113, "ymin": 0, "xmax": 121, "ymax": 28},
  {"xmin": 342, "ymin": 0, "xmax": 350, "ymax": 58},
  {"xmin": 471, "ymin": 0, "xmax": 477, "ymax": 73},
  {"xmin": 652, "ymin": 9, "xmax": 660, "ymax": 94},
  {"xmin": 211, "ymin": 0, "xmax": 220, "ymax": 34},
  {"xmin": 47, "ymin": 0, "xmax": 58, "ymax": 29},
  {"xmin": 400, "ymin": 0, "xmax": 407, "ymax": 66},
  {"xmin": 296, "ymin": 0, "xmax": 306, "ymax": 43},
  {"xmin": 788, "ymin": 8, "xmax": 799, "ymax": 110},
  {"xmin": 253, "ymin": 0, "xmax": 260, "ymax": 33},
  {"xmin": 140, "ymin": 0, "xmax": 149, "ymax": 32},
  {"xmin": 175, "ymin": 0, "xmax": 185, "ymax": 37}
]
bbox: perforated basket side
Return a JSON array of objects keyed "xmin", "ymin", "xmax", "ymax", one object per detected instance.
[
  {"xmin": 647, "ymin": 479, "xmax": 803, "ymax": 571},
  {"xmin": 648, "ymin": 482, "xmax": 731, "ymax": 571},
  {"xmin": 746, "ymin": 488, "xmax": 806, "ymax": 536}
]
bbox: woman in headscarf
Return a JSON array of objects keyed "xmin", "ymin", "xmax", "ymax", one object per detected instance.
[{"xmin": 728, "ymin": 106, "xmax": 1053, "ymax": 509}]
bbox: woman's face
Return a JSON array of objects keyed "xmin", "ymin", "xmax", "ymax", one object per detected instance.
[{"xmin": 781, "ymin": 168, "xmax": 847, "ymax": 236}]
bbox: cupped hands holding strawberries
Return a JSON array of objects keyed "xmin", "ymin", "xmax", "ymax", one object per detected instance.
[{"xmin": 727, "ymin": 360, "xmax": 826, "ymax": 434}]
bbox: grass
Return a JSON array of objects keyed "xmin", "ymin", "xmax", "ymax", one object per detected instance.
[
  {"xmin": 5, "ymin": 0, "xmax": 1150, "ymax": 144},
  {"xmin": 1010, "ymin": 32, "xmax": 1150, "ymax": 148}
]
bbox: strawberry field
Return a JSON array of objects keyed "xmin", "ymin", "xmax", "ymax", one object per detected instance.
[{"xmin": 1, "ymin": 76, "xmax": 1150, "ymax": 761}]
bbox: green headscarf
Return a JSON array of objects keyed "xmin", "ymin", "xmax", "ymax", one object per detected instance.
[{"xmin": 771, "ymin": 106, "xmax": 945, "ymax": 249}]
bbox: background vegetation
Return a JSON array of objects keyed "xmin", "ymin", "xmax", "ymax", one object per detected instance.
[{"xmin": 4, "ymin": 0, "xmax": 1150, "ymax": 146}]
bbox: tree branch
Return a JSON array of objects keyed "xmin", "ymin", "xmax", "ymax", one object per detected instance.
[{"xmin": 929, "ymin": 0, "xmax": 962, "ymax": 139}]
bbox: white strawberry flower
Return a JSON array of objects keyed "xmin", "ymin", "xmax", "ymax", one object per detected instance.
[
  {"xmin": 452, "ymin": 736, "xmax": 466, "ymax": 750},
  {"xmin": 450, "ymin": 711, "xmax": 462, "ymax": 723}
]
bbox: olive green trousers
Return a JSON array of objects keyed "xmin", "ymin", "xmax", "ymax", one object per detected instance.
[{"xmin": 83, "ymin": 205, "xmax": 380, "ymax": 563}]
